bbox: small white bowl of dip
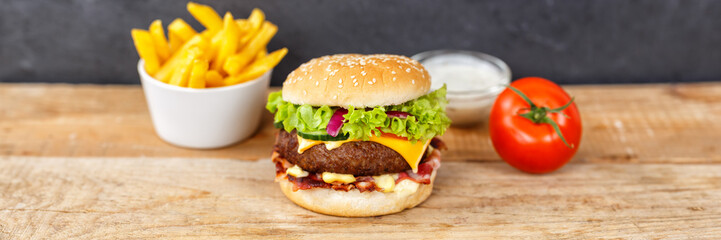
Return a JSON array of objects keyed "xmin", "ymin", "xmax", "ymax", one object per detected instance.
[{"xmin": 412, "ymin": 50, "xmax": 511, "ymax": 127}]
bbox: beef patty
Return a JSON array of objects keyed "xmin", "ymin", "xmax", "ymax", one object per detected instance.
[{"xmin": 274, "ymin": 130, "xmax": 416, "ymax": 176}]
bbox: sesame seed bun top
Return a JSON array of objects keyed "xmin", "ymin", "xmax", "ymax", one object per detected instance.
[{"xmin": 282, "ymin": 54, "xmax": 431, "ymax": 108}]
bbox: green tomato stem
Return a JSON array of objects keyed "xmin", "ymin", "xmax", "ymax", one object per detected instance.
[{"xmin": 506, "ymin": 85, "xmax": 575, "ymax": 149}]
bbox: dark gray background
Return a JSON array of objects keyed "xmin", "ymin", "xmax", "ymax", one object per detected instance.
[{"xmin": 1, "ymin": 0, "xmax": 720, "ymax": 86}]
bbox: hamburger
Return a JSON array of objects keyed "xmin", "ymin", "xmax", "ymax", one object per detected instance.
[{"xmin": 266, "ymin": 54, "xmax": 450, "ymax": 217}]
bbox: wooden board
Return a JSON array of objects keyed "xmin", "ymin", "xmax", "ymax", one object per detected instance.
[
  {"xmin": 1, "ymin": 157, "xmax": 719, "ymax": 239},
  {"xmin": 1, "ymin": 82, "xmax": 721, "ymax": 238},
  {"xmin": 1, "ymin": 83, "xmax": 720, "ymax": 163}
]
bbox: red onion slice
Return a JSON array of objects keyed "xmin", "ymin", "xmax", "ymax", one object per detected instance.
[
  {"xmin": 326, "ymin": 108, "xmax": 348, "ymax": 137},
  {"xmin": 386, "ymin": 111, "xmax": 410, "ymax": 118}
]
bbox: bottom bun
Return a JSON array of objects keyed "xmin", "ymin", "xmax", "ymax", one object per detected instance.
[{"xmin": 278, "ymin": 174, "xmax": 435, "ymax": 217}]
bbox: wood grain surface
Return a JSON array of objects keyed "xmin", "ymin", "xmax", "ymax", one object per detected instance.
[
  {"xmin": 1, "ymin": 83, "xmax": 721, "ymax": 239},
  {"xmin": 1, "ymin": 83, "xmax": 720, "ymax": 163}
]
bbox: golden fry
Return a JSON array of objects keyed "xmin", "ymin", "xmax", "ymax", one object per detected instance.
[
  {"xmin": 160, "ymin": 66, "xmax": 175, "ymax": 83},
  {"xmin": 168, "ymin": 18, "xmax": 198, "ymax": 42},
  {"xmin": 223, "ymin": 22, "xmax": 277, "ymax": 76},
  {"xmin": 206, "ymin": 29, "xmax": 224, "ymax": 62},
  {"xmin": 155, "ymin": 35, "xmax": 207, "ymax": 81},
  {"xmin": 226, "ymin": 47, "xmax": 287, "ymax": 85},
  {"xmin": 131, "ymin": 29, "xmax": 160, "ymax": 75},
  {"xmin": 168, "ymin": 32, "xmax": 183, "ymax": 54},
  {"xmin": 211, "ymin": 12, "xmax": 240, "ymax": 71},
  {"xmin": 205, "ymin": 70, "xmax": 225, "ymax": 88},
  {"xmin": 240, "ymin": 8, "xmax": 265, "ymax": 45},
  {"xmin": 222, "ymin": 55, "xmax": 244, "ymax": 77},
  {"xmin": 235, "ymin": 19, "xmax": 250, "ymax": 36},
  {"xmin": 187, "ymin": 2, "xmax": 223, "ymax": 32},
  {"xmin": 134, "ymin": 6, "xmax": 283, "ymax": 88},
  {"xmin": 169, "ymin": 48, "xmax": 201, "ymax": 87},
  {"xmin": 256, "ymin": 48, "xmax": 267, "ymax": 60},
  {"xmin": 168, "ymin": 60, "xmax": 190, "ymax": 87},
  {"xmin": 188, "ymin": 59, "xmax": 209, "ymax": 89},
  {"xmin": 149, "ymin": 20, "xmax": 170, "ymax": 62}
]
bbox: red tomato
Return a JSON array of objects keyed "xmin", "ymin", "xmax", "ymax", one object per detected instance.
[{"xmin": 489, "ymin": 77, "xmax": 582, "ymax": 174}]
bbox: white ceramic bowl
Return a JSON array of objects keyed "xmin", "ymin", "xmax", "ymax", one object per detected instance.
[
  {"xmin": 412, "ymin": 50, "xmax": 511, "ymax": 127},
  {"xmin": 138, "ymin": 60, "xmax": 271, "ymax": 149}
]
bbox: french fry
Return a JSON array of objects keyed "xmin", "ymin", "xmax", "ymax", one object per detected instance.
[
  {"xmin": 235, "ymin": 19, "xmax": 250, "ymax": 36},
  {"xmin": 225, "ymin": 47, "xmax": 287, "ymax": 85},
  {"xmin": 205, "ymin": 70, "xmax": 225, "ymax": 88},
  {"xmin": 211, "ymin": 12, "xmax": 240, "ymax": 71},
  {"xmin": 169, "ymin": 48, "xmax": 201, "ymax": 87},
  {"xmin": 206, "ymin": 29, "xmax": 224, "ymax": 63},
  {"xmin": 200, "ymin": 29, "xmax": 214, "ymax": 39},
  {"xmin": 168, "ymin": 31, "xmax": 183, "ymax": 54},
  {"xmin": 149, "ymin": 20, "xmax": 170, "ymax": 62},
  {"xmin": 131, "ymin": 29, "xmax": 160, "ymax": 75},
  {"xmin": 132, "ymin": 5, "xmax": 285, "ymax": 88},
  {"xmin": 222, "ymin": 55, "xmax": 243, "ymax": 76},
  {"xmin": 223, "ymin": 48, "xmax": 268, "ymax": 75},
  {"xmin": 240, "ymin": 8, "xmax": 265, "ymax": 45},
  {"xmin": 187, "ymin": 2, "xmax": 223, "ymax": 32},
  {"xmin": 160, "ymin": 66, "xmax": 175, "ymax": 83},
  {"xmin": 168, "ymin": 18, "xmax": 198, "ymax": 42},
  {"xmin": 168, "ymin": 60, "xmax": 191, "ymax": 87},
  {"xmin": 155, "ymin": 35, "xmax": 207, "ymax": 81},
  {"xmin": 223, "ymin": 22, "xmax": 277, "ymax": 76},
  {"xmin": 188, "ymin": 59, "xmax": 209, "ymax": 89},
  {"xmin": 256, "ymin": 48, "xmax": 267, "ymax": 60}
]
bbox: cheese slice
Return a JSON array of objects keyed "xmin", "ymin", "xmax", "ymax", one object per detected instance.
[
  {"xmin": 394, "ymin": 179, "xmax": 420, "ymax": 196},
  {"xmin": 296, "ymin": 135, "xmax": 431, "ymax": 173},
  {"xmin": 286, "ymin": 165, "xmax": 309, "ymax": 178},
  {"xmin": 297, "ymin": 136, "xmax": 355, "ymax": 153},
  {"xmin": 368, "ymin": 136, "xmax": 431, "ymax": 173},
  {"xmin": 373, "ymin": 174, "xmax": 397, "ymax": 193},
  {"xmin": 321, "ymin": 172, "xmax": 356, "ymax": 184}
]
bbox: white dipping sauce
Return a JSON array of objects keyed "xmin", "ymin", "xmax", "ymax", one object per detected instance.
[{"xmin": 418, "ymin": 52, "xmax": 509, "ymax": 126}]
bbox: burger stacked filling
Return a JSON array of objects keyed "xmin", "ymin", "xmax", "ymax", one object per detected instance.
[
  {"xmin": 272, "ymin": 130, "xmax": 446, "ymax": 193},
  {"xmin": 266, "ymin": 85, "xmax": 451, "ymax": 194}
]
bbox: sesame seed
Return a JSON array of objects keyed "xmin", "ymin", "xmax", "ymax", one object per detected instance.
[
  {"xmin": 391, "ymin": 71, "xmax": 396, "ymax": 74},
  {"xmin": 412, "ymin": 79, "xmax": 415, "ymax": 84},
  {"xmin": 338, "ymin": 84, "xmax": 343, "ymax": 88},
  {"xmin": 333, "ymin": 95, "xmax": 337, "ymax": 99},
  {"xmin": 303, "ymin": 90, "xmax": 307, "ymax": 95},
  {"xmin": 393, "ymin": 77, "xmax": 397, "ymax": 81},
  {"xmin": 350, "ymin": 75, "xmax": 355, "ymax": 79},
  {"xmin": 315, "ymin": 81, "xmax": 319, "ymax": 86},
  {"xmin": 339, "ymin": 79, "xmax": 342, "ymax": 83},
  {"xmin": 361, "ymin": 71, "xmax": 366, "ymax": 76},
  {"xmin": 372, "ymin": 78, "xmax": 376, "ymax": 83},
  {"xmin": 354, "ymin": 82, "xmax": 358, "ymax": 86},
  {"xmin": 368, "ymin": 81, "xmax": 373, "ymax": 84},
  {"xmin": 406, "ymin": 68, "xmax": 411, "ymax": 72}
]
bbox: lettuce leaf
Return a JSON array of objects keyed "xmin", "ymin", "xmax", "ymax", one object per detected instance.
[{"xmin": 266, "ymin": 85, "xmax": 451, "ymax": 141}]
